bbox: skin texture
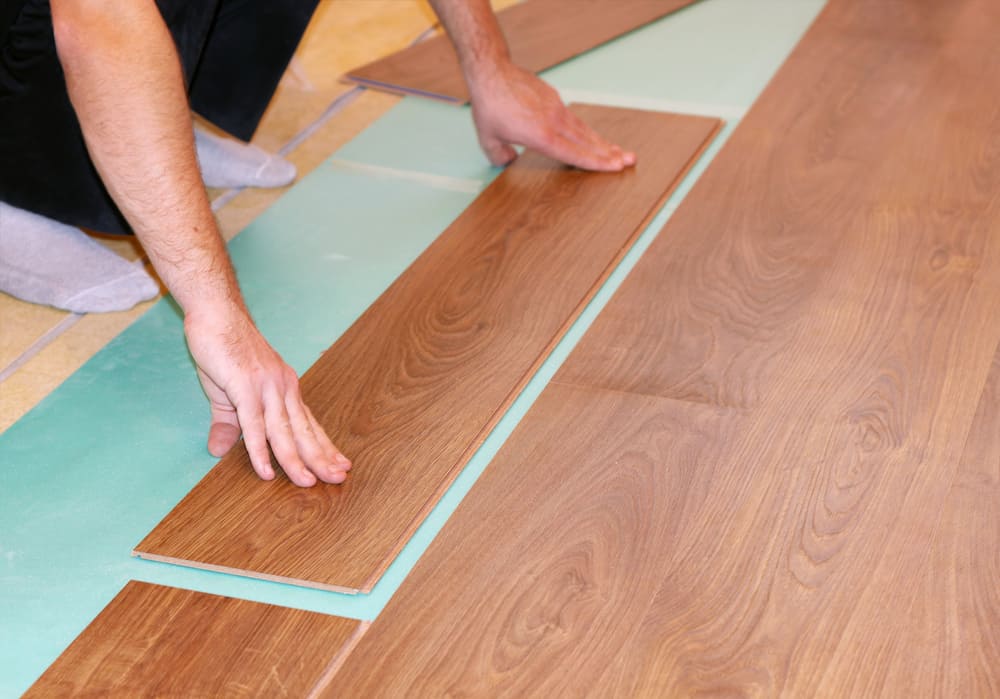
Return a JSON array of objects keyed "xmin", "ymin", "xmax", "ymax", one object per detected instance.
[
  {"xmin": 49, "ymin": 0, "xmax": 633, "ymax": 487},
  {"xmin": 430, "ymin": 0, "xmax": 637, "ymax": 170}
]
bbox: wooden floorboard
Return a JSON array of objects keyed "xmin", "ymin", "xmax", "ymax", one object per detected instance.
[
  {"xmin": 880, "ymin": 346, "xmax": 1000, "ymax": 698},
  {"xmin": 24, "ymin": 582, "xmax": 365, "ymax": 698},
  {"xmin": 344, "ymin": 0, "xmax": 699, "ymax": 102},
  {"xmin": 135, "ymin": 105, "xmax": 720, "ymax": 593},
  {"xmin": 323, "ymin": 0, "xmax": 1000, "ymax": 694},
  {"xmin": 321, "ymin": 384, "xmax": 742, "ymax": 697}
]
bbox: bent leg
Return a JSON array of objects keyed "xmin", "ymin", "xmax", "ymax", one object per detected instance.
[{"xmin": 0, "ymin": 0, "xmax": 219, "ymax": 234}]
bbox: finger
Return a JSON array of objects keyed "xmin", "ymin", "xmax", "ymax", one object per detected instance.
[
  {"xmin": 535, "ymin": 130, "xmax": 626, "ymax": 173},
  {"xmin": 194, "ymin": 367, "xmax": 242, "ymax": 457},
  {"xmin": 207, "ymin": 420, "xmax": 241, "ymax": 458},
  {"xmin": 562, "ymin": 111, "xmax": 618, "ymax": 155},
  {"xmin": 560, "ymin": 114, "xmax": 631, "ymax": 171},
  {"xmin": 237, "ymin": 397, "xmax": 275, "ymax": 481},
  {"xmin": 262, "ymin": 385, "xmax": 316, "ymax": 488},
  {"xmin": 480, "ymin": 136, "xmax": 518, "ymax": 167},
  {"xmin": 308, "ymin": 410, "xmax": 351, "ymax": 472},
  {"xmin": 284, "ymin": 392, "xmax": 349, "ymax": 485},
  {"xmin": 552, "ymin": 110, "xmax": 638, "ymax": 170}
]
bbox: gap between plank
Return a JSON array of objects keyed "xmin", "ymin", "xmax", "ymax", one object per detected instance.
[
  {"xmin": 132, "ymin": 552, "xmax": 362, "ymax": 595},
  {"xmin": 306, "ymin": 620, "xmax": 373, "ymax": 698}
]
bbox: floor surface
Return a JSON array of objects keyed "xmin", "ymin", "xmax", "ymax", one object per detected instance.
[{"xmin": 0, "ymin": 1, "xmax": 826, "ymax": 695}]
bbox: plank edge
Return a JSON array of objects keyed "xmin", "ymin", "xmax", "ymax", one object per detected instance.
[{"xmin": 130, "ymin": 550, "xmax": 362, "ymax": 595}]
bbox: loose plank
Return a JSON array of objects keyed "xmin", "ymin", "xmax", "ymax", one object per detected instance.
[
  {"xmin": 345, "ymin": 0, "xmax": 699, "ymax": 103},
  {"xmin": 135, "ymin": 105, "xmax": 721, "ymax": 593},
  {"xmin": 24, "ymin": 582, "xmax": 365, "ymax": 698},
  {"xmin": 326, "ymin": 0, "xmax": 1000, "ymax": 694}
]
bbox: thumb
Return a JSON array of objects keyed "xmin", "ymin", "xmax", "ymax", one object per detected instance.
[
  {"xmin": 480, "ymin": 136, "xmax": 518, "ymax": 167},
  {"xmin": 196, "ymin": 367, "xmax": 242, "ymax": 457},
  {"xmin": 207, "ymin": 410, "xmax": 241, "ymax": 458}
]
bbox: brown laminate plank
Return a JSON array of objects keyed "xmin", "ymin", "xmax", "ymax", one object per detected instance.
[
  {"xmin": 553, "ymin": 1, "xmax": 1000, "ymax": 409},
  {"xmin": 321, "ymin": 384, "xmax": 742, "ymax": 697},
  {"xmin": 887, "ymin": 353, "xmax": 1000, "ymax": 697},
  {"xmin": 879, "ymin": 347, "xmax": 1000, "ymax": 697},
  {"xmin": 324, "ymin": 0, "xmax": 1000, "ymax": 694},
  {"xmin": 135, "ymin": 105, "xmax": 721, "ymax": 593},
  {"xmin": 345, "ymin": 0, "xmax": 699, "ymax": 103},
  {"xmin": 24, "ymin": 582, "xmax": 366, "ymax": 698}
]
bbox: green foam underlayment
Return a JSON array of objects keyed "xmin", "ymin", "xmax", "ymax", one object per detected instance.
[{"xmin": 0, "ymin": 0, "xmax": 825, "ymax": 694}]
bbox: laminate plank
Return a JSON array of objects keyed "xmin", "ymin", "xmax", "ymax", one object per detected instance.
[
  {"xmin": 24, "ymin": 581, "xmax": 365, "ymax": 698},
  {"xmin": 553, "ymin": 2, "xmax": 1000, "ymax": 409},
  {"xmin": 135, "ymin": 105, "xmax": 721, "ymax": 593},
  {"xmin": 321, "ymin": 383, "xmax": 742, "ymax": 697},
  {"xmin": 344, "ymin": 0, "xmax": 699, "ymax": 103},
  {"xmin": 880, "ymin": 347, "xmax": 1000, "ymax": 697},
  {"xmin": 324, "ymin": 0, "xmax": 1000, "ymax": 694}
]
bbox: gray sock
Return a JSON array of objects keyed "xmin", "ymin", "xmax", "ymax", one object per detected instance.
[
  {"xmin": 0, "ymin": 202, "xmax": 159, "ymax": 313},
  {"xmin": 194, "ymin": 126, "xmax": 297, "ymax": 189}
]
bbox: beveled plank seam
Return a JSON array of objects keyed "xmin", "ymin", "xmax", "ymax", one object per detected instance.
[{"xmin": 306, "ymin": 621, "xmax": 373, "ymax": 699}]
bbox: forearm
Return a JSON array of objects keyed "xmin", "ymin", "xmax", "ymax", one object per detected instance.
[
  {"xmin": 428, "ymin": 0, "xmax": 511, "ymax": 85},
  {"xmin": 51, "ymin": 0, "xmax": 243, "ymax": 319}
]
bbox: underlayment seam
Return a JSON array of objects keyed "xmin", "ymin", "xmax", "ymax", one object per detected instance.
[{"xmin": 0, "ymin": 312, "xmax": 83, "ymax": 383}]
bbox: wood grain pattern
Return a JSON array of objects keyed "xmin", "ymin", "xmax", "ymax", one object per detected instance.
[
  {"xmin": 345, "ymin": 0, "xmax": 699, "ymax": 102},
  {"xmin": 24, "ymin": 582, "xmax": 365, "ymax": 698},
  {"xmin": 321, "ymin": 383, "xmax": 741, "ymax": 697},
  {"xmin": 880, "ymin": 346, "xmax": 1000, "ymax": 697},
  {"xmin": 135, "ymin": 105, "xmax": 720, "ymax": 593},
  {"xmin": 324, "ymin": 0, "xmax": 1000, "ymax": 694}
]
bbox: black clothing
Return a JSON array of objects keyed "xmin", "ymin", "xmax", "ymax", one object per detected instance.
[{"xmin": 0, "ymin": 0, "xmax": 318, "ymax": 234}]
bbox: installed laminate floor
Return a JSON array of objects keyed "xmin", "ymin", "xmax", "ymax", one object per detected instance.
[
  {"xmin": 345, "ymin": 0, "xmax": 699, "ymax": 102},
  {"xmin": 323, "ymin": 0, "xmax": 1000, "ymax": 694},
  {"xmin": 135, "ymin": 105, "xmax": 720, "ymax": 594},
  {"xmin": 24, "ymin": 582, "xmax": 365, "ymax": 698},
  {"xmin": 882, "ymin": 348, "xmax": 1000, "ymax": 697}
]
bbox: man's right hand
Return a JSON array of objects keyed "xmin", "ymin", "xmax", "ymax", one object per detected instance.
[{"xmin": 184, "ymin": 307, "xmax": 351, "ymax": 487}]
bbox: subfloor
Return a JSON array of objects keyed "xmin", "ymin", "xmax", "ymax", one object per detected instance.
[{"xmin": 0, "ymin": 0, "xmax": 828, "ymax": 694}]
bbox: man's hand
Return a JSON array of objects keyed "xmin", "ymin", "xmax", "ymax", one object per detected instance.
[
  {"xmin": 185, "ymin": 307, "xmax": 351, "ymax": 487},
  {"xmin": 468, "ymin": 62, "xmax": 636, "ymax": 171},
  {"xmin": 428, "ymin": 0, "xmax": 635, "ymax": 172},
  {"xmin": 53, "ymin": 0, "xmax": 348, "ymax": 486}
]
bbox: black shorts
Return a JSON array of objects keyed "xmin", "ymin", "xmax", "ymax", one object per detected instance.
[{"xmin": 0, "ymin": 0, "xmax": 318, "ymax": 234}]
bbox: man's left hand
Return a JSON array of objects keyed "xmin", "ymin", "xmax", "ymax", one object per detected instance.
[{"xmin": 468, "ymin": 62, "xmax": 637, "ymax": 171}]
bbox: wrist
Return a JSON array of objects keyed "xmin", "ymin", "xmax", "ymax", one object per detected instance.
[{"xmin": 465, "ymin": 55, "xmax": 516, "ymax": 100}]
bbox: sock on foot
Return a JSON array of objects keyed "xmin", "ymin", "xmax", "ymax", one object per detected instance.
[
  {"xmin": 194, "ymin": 126, "xmax": 297, "ymax": 189},
  {"xmin": 0, "ymin": 202, "xmax": 159, "ymax": 313}
]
